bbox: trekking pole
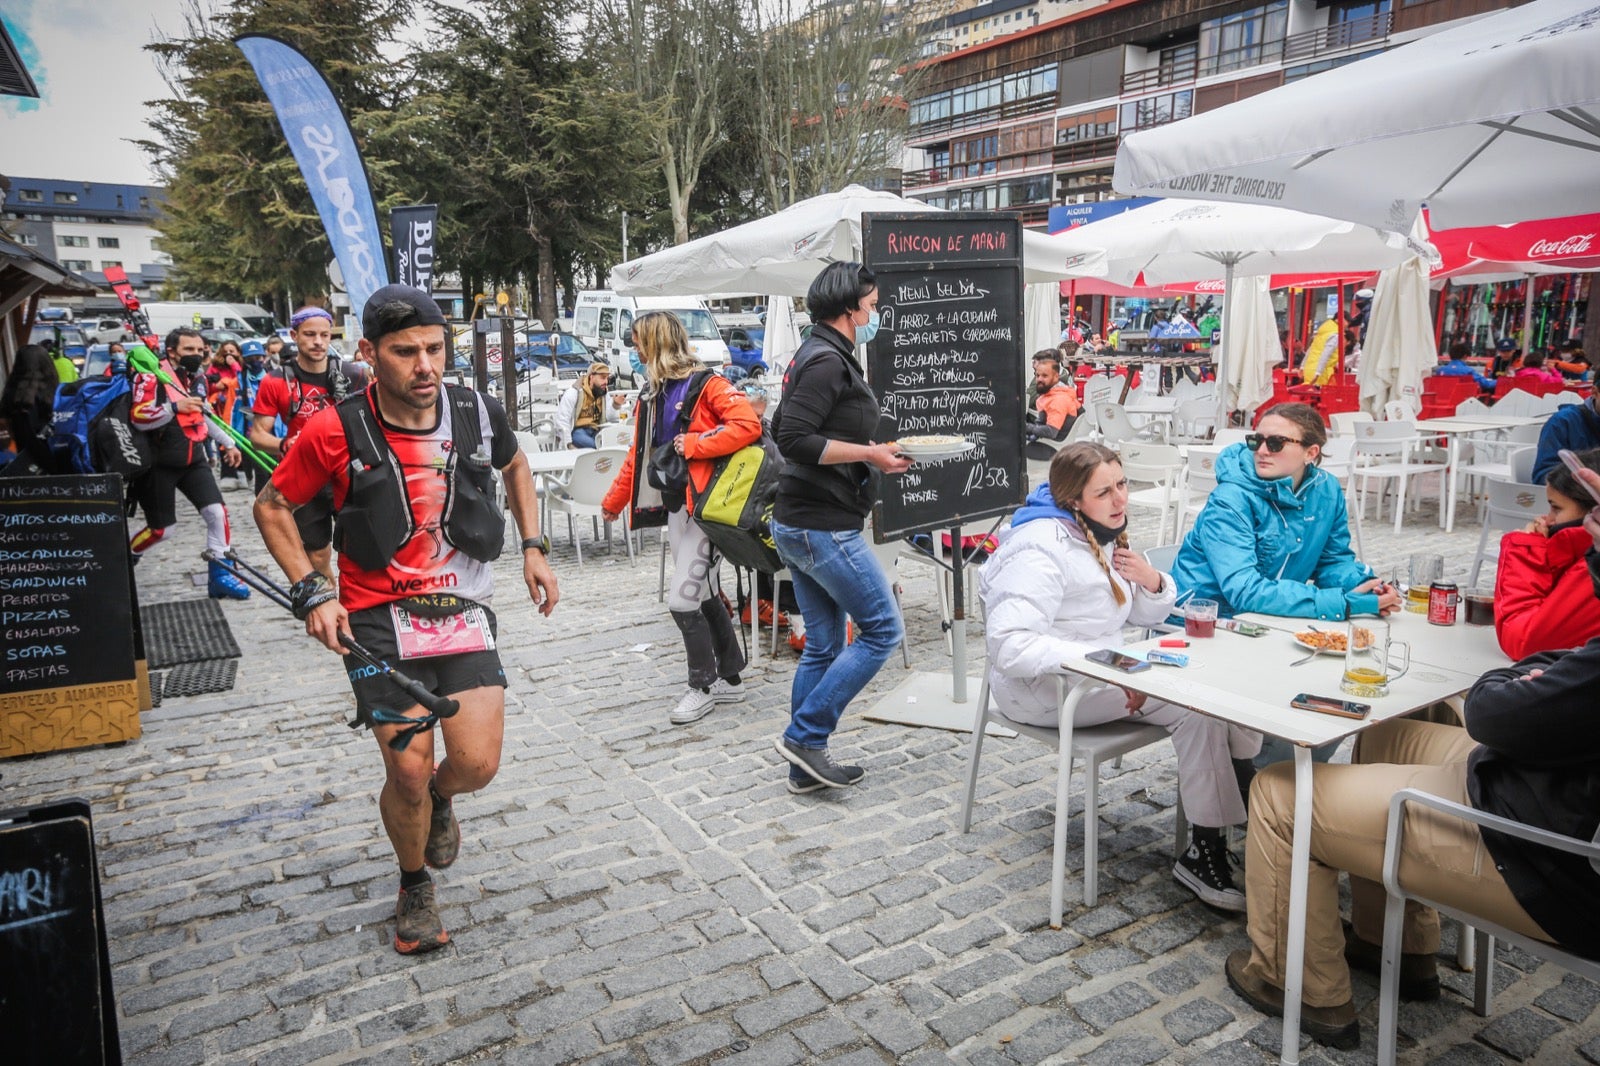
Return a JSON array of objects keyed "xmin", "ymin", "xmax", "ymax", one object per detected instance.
[
  {"xmin": 205, "ymin": 550, "xmax": 460, "ymax": 750},
  {"xmin": 127, "ymin": 347, "xmax": 280, "ymax": 472}
]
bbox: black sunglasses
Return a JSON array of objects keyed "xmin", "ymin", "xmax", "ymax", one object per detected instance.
[{"xmin": 1245, "ymin": 433, "xmax": 1304, "ymax": 454}]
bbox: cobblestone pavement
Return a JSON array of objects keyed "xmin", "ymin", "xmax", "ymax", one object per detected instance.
[{"xmin": 6, "ymin": 470, "xmax": 1599, "ymax": 1066}]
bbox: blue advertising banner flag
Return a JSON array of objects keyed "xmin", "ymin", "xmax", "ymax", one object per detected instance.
[{"xmin": 235, "ymin": 35, "xmax": 390, "ymax": 316}]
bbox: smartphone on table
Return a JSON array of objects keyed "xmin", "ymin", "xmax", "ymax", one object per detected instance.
[
  {"xmin": 1291, "ymin": 693, "xmax": 1371, "ymax": 719},
  {"xmin": 1086, "ymin": 649, "xmax": 1151, "ymax": 674},
  {"xmin": 1558, "ymin": 449, "xmax": 1600, "ymax": 506}
]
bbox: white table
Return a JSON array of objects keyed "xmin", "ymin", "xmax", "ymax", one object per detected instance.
[
  {"xmin": 1415, "ymin": 414, "xmax": 1548, "ymax": 533},
  {"xmin": 1059, "ymin": 625, "xmax": 1487, "ymax": 1065},
  {"xmin": 520, "ymin": 447, "xmax": 582, "ymax": 534},
  {"xmin": 1236, "ymin": 607, "xmax": 1508, "ymax": 672}
]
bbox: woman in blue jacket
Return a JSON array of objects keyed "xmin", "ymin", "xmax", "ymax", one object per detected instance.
[{"xmin": 1172, "ymin": 403, "xmax": 1399, "ymax": 766}]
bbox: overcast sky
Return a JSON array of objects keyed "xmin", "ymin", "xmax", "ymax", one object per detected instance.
[{"xmin": 0, "ymin": 0, "xmax": 197, "ymax": 186}]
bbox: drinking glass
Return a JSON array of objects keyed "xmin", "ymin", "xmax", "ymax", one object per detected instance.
[
  {"xmin": 1463, "ymin": 588, "xmax": 1495, "ymax": 626},
  {"xmin": 1341, "ymin": 619, "xmax": 1410, "ymax": 698},
  {"xmin": 1406, "ymin": 553, "xmax": 1443, "ymax": 613},
  {"xmin": 1184, "ymin": 598, "xmax": 1218, "ymax": 638}
]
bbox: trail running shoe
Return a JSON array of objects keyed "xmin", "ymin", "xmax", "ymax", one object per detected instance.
[
  {"xmin": 424, "ymin": 780, "xmax": 459, "ymax": 869},
  {"xmin": 393, "ymin": 880, "xmax": 449, "ymax": 955}
]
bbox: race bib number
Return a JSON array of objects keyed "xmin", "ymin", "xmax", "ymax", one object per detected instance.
[{"xmin": 390, "ymin": 602, "xmax": 496, "ymax": 659}]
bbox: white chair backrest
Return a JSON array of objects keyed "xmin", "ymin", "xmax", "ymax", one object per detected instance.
[
  {"xmin": 1354, "ymin": 419, "xmax": 1419, "ymax": 458},
  {"xmin": 1097, "ymin": 403, "xmax": 1138, "ymax": 445},
  {"xmin": 1083, "ymin": 373, "xmax": 1119, "ymax": 408},
  {"xmin": 595, "ymin": 422, "xmax": 633, "ymax": 449},
  {"xmin": 1182, "ymin": 446, "xmax": 1223, "ymax": 498},
  {"xmin": 1506, "ymin": 422, "xmax": 1542, "ymax": 447},
  {"xmin": 1508, "ymin": 446, "xmax": 1538, "ymax": 484},
  {"xmin": 1320, "ymin": 436, "xmax": 1357, "ymax": 478},
  {"xmin": 563, "ymin": 447, "xmax": 628, "ymax": 504},
  {"xmin": 1169, "ymin": 377, "xmax": 1199, "ymax": 405},
  {"xmin": 1175, "ymin": 398, "xmax": 1217, "ymax": 439},
  {"xmin": 1555, "ymin": 391, "xmax": 1585, "ymax": 408},
  {"xmin": 1455, "ymin": 396, "xmax": 1492, "ymax": 417},
  {"xmin": 1119, "ymin": 442, "xmax": 1183, "ymax": 483},
  {"xmin": 1214, "ymin": 427, "xmax": 1249, "ymax": 447},
  {"xmin": 1063, "ymin": 414, "xmax": 1098, "ymax": 444},
  {"xmin": 1144, "ymin": 543, "xmax": 1180, "ymax": 573},
  {"xmin": 1329, "ymin": 411, "xmax": 1375, "ymax": 437},
  {"xmin": 1384, "ymin": 399, "xmax": 1415, "ymax": 423},
  {"xmin": 1484, "ymin": 479, "xmax": 1545, "ymax": 531},
  {"xmin": 1496, "ymin": 389, "xmax": 1539, "ymax": 417}
]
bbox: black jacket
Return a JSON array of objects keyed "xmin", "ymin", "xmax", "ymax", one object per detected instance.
[
  {"xmin": 1463, "ymin": 548, "xmax": 1600, "ymax": 958},
  {"xmin": 772, "ymin": 323, "xmax": 881, "ymax": 531}
]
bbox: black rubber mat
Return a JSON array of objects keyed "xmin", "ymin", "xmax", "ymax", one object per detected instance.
[
  {"xmin": 156, "ymin": 659, "xmax": 237, "ymax": 700},
  {"xmin": 143, "ymin": 599, "xmax": 242, "ymax": 668}
]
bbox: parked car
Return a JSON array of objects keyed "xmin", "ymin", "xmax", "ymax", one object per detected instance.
[
  {"xmin": 516, "ymin": 331, "xmax": 596, "ymax": 374},
  {"xmin": 85, "ymin": 317, "xmax": 134, "ymax": 344},
  {"xmin": 29, "ymin": 322, "xmax": 89, "ymax": 368},
  {"xmin": 722, "ymin": 325, "xmax": 766, "ymax": 373}
]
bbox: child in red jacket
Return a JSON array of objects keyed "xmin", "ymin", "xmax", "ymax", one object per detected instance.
[{"xmin": 1494, "ymin": 447, "xmax": 1600, "ymax": 658}]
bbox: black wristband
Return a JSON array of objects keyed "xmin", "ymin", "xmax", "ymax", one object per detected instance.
[
  {"xmin": 289, "ymin": 572, "xmax": 336, "ymax": 620},
  {"xmin": 521, "ymin": 535, "xmax": 549, "ymax": 555}
]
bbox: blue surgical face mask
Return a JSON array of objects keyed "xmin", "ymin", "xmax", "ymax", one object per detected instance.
[
  {"xmin": 629, "ymin": 348, "xmax": 647, "ymax": 379},
  {"xmin": 856, "ymin": 309, "xmax": 880, "ymax": 345}
]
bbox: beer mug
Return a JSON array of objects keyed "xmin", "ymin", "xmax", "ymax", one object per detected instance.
[
  {"xmin": 1341, "ymin": 619, "xmax": 1410, "ymax": 698},
  {"xmin": 1406, "ymin": 553, "xmax": 1442, "ymax": 614}
]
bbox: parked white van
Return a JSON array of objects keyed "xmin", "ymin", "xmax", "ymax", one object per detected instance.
[
  {"xmin": 141, "ymin": 302, "xmax": 284, "ymax": 342},
  {"xmin": 572, "ymin": 292, "xmax": 730, "ymax": 385}
]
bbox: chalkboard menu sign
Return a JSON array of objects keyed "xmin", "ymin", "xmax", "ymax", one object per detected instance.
[
  {"xmin": 0, "ymin": 475, "xmax": 140, "ymax": 757},
  {"xmin": 0, "ymin": 799, "xmax": 121, "ymax": 1065},
  {"xmin": 863, "ymin": 212, "xmax": 1027, "ymax": 539}
]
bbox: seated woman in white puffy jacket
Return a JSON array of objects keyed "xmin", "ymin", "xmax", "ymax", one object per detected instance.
[{"xmin": 979, "ymin": 442, "xmax": 1261, "ymax": 912}]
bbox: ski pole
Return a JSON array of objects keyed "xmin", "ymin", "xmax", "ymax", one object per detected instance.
[
  {"xmin": 128, "ymin": 347, "xmax": 280, "ymax": 471},
  {"xmin": 205, "ymin": 551, "xmax": 460, "ymax": 749}
]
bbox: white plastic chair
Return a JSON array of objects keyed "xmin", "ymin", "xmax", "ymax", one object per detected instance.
[
  {"xmin": 1171, "ymin": 398, "xmax": 1218, "ymax": 444},
  {"xmin": 1329, "ymin": 411, "xmax": 1374, "ymax": 438},
  {"xmin": 1494, "ymin": 388, "xmax": 1540, "ymax": 417},
  {"xmin": 1554, "ymin": 390, "xmax": 1585, "ymax": 408},
  {"xmin": 1455, "ymin": 396, "xmax": 1493, "ymax": 418},
  {"xmin": 1467, "ymin": 478, "xmax": 1545, "ymax": 586},
  {"xmin": 1213, "ymin": 427, "xmax": 1249, "ymax": 448},
  {"xmin": 546, "ymin": 447, "xmax": 631, "ymax": 568},
  {"xmin": 1082, "ymin": 373, "xmax": 1120, "ymax": 409},
  {"xmin": 1456, "ymin": 426, "xmax": 1541, "ymax": 510},
  {"xmin": 1352, "ymin": 421, "xmax": 1447, "ymax": 534},
  {"xmin": 1120, "ymin": 442, "xmax": 1185, "ymax": 541},
  {"xmin": 1173, "ymin": 445, "xmax": 1223, "ymax": 542},
  {"xmin": 1098, "ymin": 403, "xmax": 1166, "ymax": 447},
  {"xmin": 959, "ymin": 676, "xmax": 1188, "ymax": 921},
  {"xmin": 1376, "ymin": 788, "xmax": 1600, "ymax": 1066},
  {"xmin": 595, "ymin": 422, "xmax": 633, "ymax": 449},
  {"xmin": 1384, "ymin": 398, "xmax": 1419, "ymax": 423}
]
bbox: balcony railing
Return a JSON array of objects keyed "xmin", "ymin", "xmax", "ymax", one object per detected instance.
[
  {"xmin": 1121, "ymin": 58, "xmax": 1198, "ymax": 96},
  {"xmin": 908, "ymin": 94, "xmax": 1057, "ymax": 143},
  {"xmin": 1282, "ymin": 13, "xmax": 1390, "ymax": 64}
]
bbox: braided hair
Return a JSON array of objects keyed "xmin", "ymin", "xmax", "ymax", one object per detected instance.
[{"xmin": 1048, "ymin": 442, "xmax": 1130, "ymax": 606}]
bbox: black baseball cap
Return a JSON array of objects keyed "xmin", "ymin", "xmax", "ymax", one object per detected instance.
[{"xmin": 361, "ymin": 284, "xmax": 448, "ymax": 344}]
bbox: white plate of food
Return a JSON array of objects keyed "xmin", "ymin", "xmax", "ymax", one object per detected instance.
[
  {"xmin": 893, "ymin": 435, "xmax": 975, "ymax": 462},
  {"xmin": 1292, "ymin": 627, "xmax": 1374, "ymax": 656}
]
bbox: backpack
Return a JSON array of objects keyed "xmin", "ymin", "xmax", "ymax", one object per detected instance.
[
  {"xmin": 46, "ymin": 371, "xmax": 151, "ymax": 480},
  {"xmin": 283, "ymin": 358, "xmax": 357, "ymax": 422},
  {"xmin": 690, "ymin": 429, "xmax": 784, "ymax": 573}
]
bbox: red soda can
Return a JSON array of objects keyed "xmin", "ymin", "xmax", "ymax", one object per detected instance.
[{"xmin": 1428, "ymin": 582, "xmax": 1458, "ymax": 625}]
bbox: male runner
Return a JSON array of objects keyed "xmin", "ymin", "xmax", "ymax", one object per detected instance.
[
  {"xmin": 128, "ymin": 327, "xmax": 250, "ymax": 599},
  {"xmin": 249, "ymin": 307, "xmax": 370, "ymax": 578},
  {"xmin": 255, "ymin": 284, "xmax": 559, "ymax": 955}
]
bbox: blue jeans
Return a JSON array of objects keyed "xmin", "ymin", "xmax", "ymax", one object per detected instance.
[
  {"xmin": 571, "ymin": 426, "xmax": 598, "ymax": 448},
  {"xmin": 771, "ymin": 521, "xmax": 903, "ymax": 749}
]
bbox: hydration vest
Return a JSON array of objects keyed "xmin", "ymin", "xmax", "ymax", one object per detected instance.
[{"xmin": 332, "ymin": 385, "xmax": 505, "ymax": 571}]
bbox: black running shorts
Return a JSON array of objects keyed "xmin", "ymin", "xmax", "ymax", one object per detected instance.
[{"xmin": 342, "ymin": 603, "xmax": 506, "ymax": 728}]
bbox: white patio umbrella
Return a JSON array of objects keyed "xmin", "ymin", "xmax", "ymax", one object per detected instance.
[
  {"xmin": 608, "ymin": 185, "xmax": 1102, "ymax": 296},
  {"xmin": 1113, "ymin": 0, "xmax": 1600, "ymax": 231},
  {"xmin": 1359, "ymin": 252, "xmax": 1437, "ymax": 416},
  {"xmin": 1024, "ymin": 282, "xmax": 1061, "ymax": 360},
  {"xmin": 1222, "ymin": 275, "xmax": 1280, "ymax": 419},
  {"xmin": 1044, "ymin": 198, "xmax": 1434, "ymax": 427}
]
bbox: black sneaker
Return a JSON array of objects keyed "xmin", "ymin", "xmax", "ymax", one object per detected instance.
[
  {"xmin": 394, "ymin": 880, "xmax": 449, "ymax": 955},
  {"xmin": 1174, "ymin": 834, "xmax": 1246, "ymax": 912},
  {"xmin": 424, "ymin": 780, "xmax": 459, "ymax": 869},
  {"xmin": 787, "ymin": 766, "xmax": 828, "ymax": 794},
  {"xmin": 773, "ymin": 736, "xmax": 864, "ymax": 788}
]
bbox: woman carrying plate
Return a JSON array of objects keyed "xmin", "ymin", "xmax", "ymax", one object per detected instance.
[
  {"xmin": 1171, "ymin": 402, "xmax": 1400, "ymax": 767},
  {"xmin": 769, "ymin": 261, "xmax": 912, "ymax": 794},
  {"xmin": 980, "ymin": 442, "xmax": 1261, "ymax": 911}
]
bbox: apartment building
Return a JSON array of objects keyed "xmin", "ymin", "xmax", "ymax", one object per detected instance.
[
  {"xmin": 1, "ymin": 176, "xmax": 170, "ymax": 300},
  {"xmin": 902, "ymin": 0, "xmax": 1525, "ymax": 229}
]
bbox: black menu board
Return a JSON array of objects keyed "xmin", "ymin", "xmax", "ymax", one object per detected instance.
[
  {"xmin": 0, "ymin": 800, "xmax": 120, "ymax": 1065},
  {"xmin": 864, "ymin": 212, "xmax": 1027, "ymax": 539},
  {"xmin": 0, "ymin": 475, "xmax": 140, "ymax": 756}
]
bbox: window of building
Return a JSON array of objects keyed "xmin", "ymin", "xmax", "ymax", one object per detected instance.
[
  {"xmin": 101, "ymin": 261, "xmax": 123, "ymax": 270},
  {"xmin": 62, "ymin": 259, "xmax": 91, "ymax": 271},
  {"xmin": 54, "ymin": 191, "xmax": 80, "ymax": 205},
  {"xmin": 1058, "ymin": 106, "xmax": 1118, "ymax": 144},
  {"xmin": 59, "ymin": 235, "xmax": 89, "ymax": 247},
  {"xmin": 98, "ymin": 236, "xmax": 121, "ymax": 248},
  {"xmin": 1285, "ymin": 49, "xmax": 1381, "ymax": 82},
  {"xmin": 55, "ymin": 215, "xmax": 88, "ymax": 223},
  {"xmin": 1330, "ymin": 0, "xmax": 1391, "ymax": 22},
  {"xmin": 909, "ymin": 63, "xmax": 1057, "ymax": 129},
  {"xmin": 139, "ymin": 196, "xmax": 150, "ymax": 210},
  {"xmin": 1159, "ymin": 41, "xmax": 1199, "ymax": 82},
  {"xmin": 19, "ymin": 189, "xmax": 42, "ymax": 203},
  {"xmin": 1119, "ymin": 90, "xmax": 1194, "ymax": 133},
  {"xmin": 15, "ymin": 233, "xmax": 37, "ymax": 246},
  {"xmin": 1199, "ymin": 1, "xmax": 1289, "ymax": 76}
]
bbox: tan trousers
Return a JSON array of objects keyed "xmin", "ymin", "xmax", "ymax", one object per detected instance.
[{"xmin": 1241, "ymin": 718, "xmax": 1551, "ymax": 1007}]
